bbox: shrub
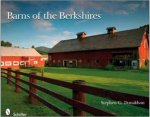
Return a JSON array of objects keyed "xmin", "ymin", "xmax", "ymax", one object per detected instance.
[
  {"xmin": 140, "ymin": 67, "xmax": 149, "ymax": 72},
  {"xmin": 145, "ymin": 59, "xmax": 149, "ymax": 67},
  {"xmin": 105, "ymin": 64, "xmax": 114, "ymax": 70}
]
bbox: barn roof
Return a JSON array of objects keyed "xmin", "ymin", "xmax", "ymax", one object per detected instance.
[
  {"xmin": 1, "ymin": 47, "xmax": 42, "ymax": 57},
  {"xmin": 49, "ymin": 25, "xmax": 148, "ymax": 53}
]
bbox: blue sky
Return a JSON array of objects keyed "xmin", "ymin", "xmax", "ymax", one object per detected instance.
[{"xmin": 1, "ymin": 0, "xmax": 149, "ymax": 48}]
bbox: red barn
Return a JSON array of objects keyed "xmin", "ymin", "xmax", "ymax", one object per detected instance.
[
  {"xmin": 1, "ymin": 47, "xmax": 45, "ymax": 69},
  {"xmin": 48, "ymin": 25, "xmax": 149, "ymax": 68}
]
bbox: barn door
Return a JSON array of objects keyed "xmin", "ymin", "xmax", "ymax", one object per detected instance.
[
  {"xmin": 63, "ymin": 61, "xmax": 67, "ymax": 67},
  {"xmin": 24, "ymin": 61, "xmax": 30, "ymax": 67},
  {"xmin": 63, "ymin": 60, "xmax": 77, "ymax": 67}
]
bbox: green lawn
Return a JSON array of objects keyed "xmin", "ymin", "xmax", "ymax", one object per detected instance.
[{"xmin": 1, "ymin": 67, "xmax": 149, "ymax": 116}]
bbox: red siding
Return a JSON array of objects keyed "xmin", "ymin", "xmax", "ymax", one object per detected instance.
[
  {"xmin": 138, "ymin": 34, "xmax": 149, "ymax": 67},
  {"xmin": 48, "ymin": 49, "xmax": 138, "ymax": 68},
  {"xmin": 49, "ymin": 51, "xmax": 111, "ymax": 67},
  {"xmin": 1, "ymin": 56, "xmax": 45, "ymax": 69}
]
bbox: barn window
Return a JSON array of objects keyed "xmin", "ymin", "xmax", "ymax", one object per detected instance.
[
  {"xmin": 69, "ymin": 60, "xmax": 73, "ymax": 63},
  {"xmin": 49, "ymin": 56, "xmax": 52, "ymax": 60},
  {"xmin": 5, "ymin": 61, "xmax": 11, "ymax": 66},
  {"xmin": 95, "ymin": 60, "xmax": 99, "ymax": 63},
  {"xmin": 1, "ymin": 62, "xmax": 4, "ymax": 66},
  {"xmin": 13, "ymin": 61, "xmax": 19, "ymax": 66},
  {"xmin": 34, "ymin": 61, "xmax": 38, "ymax": 64},
  {"xmin": 58, "ymin": 60, "xmax": 61, "ymax": 63},
  {"xmin": 53, "ymin": 60, "xmax": 55, "ymax": 63},
  {"xmin": 78, "ymin": 59, "xmax": 82, "ymax": 63},
  {"xmin": 20, "ymin": 61, "xmax": 24, "ymax": 65}
]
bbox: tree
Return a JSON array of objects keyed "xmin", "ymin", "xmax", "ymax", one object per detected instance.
[
  {"xmin": 32, "ymin": 45, "xmax": 35, "ymax": 48},
  {"xmin": 1, "ymin": 40, "xmax": 12, "ymax": 47},
  {"xmin": 1, "ymin": 41, "xmax": 5, "ymax": 46}
]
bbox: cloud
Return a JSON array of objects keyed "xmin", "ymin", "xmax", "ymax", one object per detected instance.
[
  {"xmin": 63, "ymin": 31, "xmax": 72, "ymax": 36},
  {"xmin": 116, "ymin": 10, "xmax": 128, "ymax": 15},
  {"xmin": 34, "ymin": 19, "xmax": 55, "ymax": 31},
  {"xmin": 127, "ymin": 3, "xmax": 140, "ymax": 10},
  {"xmin": 1, "ymin": 2, "xmax": 19, "ymax": 24},
  {"xmin": 67, "ymin": 1, "xmax": 147, "ymax": 15}
]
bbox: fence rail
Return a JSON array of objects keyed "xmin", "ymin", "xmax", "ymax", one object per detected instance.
[{"xmin": 1, "ymin": 68, "xmax": 149, "ymax": 116}]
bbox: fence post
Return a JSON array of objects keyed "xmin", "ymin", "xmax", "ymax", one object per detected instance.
[
  {"xmin": 72, "ymin": 80, "xmax": 86, "ymax": 116},
  {"xmin": 41, "ymin": 68, "xmax": 44, "ymax": 77},
  {"xmin": 15, "ymin": 70, "xmax": 21, "ymax": 92},
  {"xmin": 29, "ymin": 72, "xmax": 38, "ymax": 104},
  {"xmin": 7, "ymin": 68, "xmax": 11, "ymax": 84}
]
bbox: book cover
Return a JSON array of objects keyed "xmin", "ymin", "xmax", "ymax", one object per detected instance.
[{"xmin": 1, "ymin": 0, "xmax": 149, "ymax": 116}]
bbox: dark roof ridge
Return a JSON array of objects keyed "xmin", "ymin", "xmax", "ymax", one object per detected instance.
[
  {"xmin": 49, "ymin": 25, "xmax": 148, "ymax": 53},
  {"xmin": 59, "ymin": 26, "xmax": 145, "ymax": 43}
]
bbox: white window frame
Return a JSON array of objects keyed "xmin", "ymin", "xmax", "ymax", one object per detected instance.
[
  {"xmin": 34, "ymin": 61, "xmax": 38, "ymax": 64},
  {"xmin": 1, "ymin": 62, "xmax": 4, "ymax": 66},
  {"xmin": 5, "ymin": 61, "xmax": 12, "ymax": 66},
  {"xmin": 53, "ymin": 60, "xmax": 55, "ymax": 63},
  {"xmin": 20, "ymin": 61, "xmax": 24, "ymax": 65},
  {"xmin": 69, "ymin": 60, "xmax": 73, "ymax": 63},
  {"xmin": 78, "ymin": 60, "xmax": 82, "ymax": 63},
  {"xmin": 13, "ymin": 61, "xmax": 19, "ymax": 66},
  {"xmin": 49, "ymin": 56, "xmax": 52, "ymax": 60}
]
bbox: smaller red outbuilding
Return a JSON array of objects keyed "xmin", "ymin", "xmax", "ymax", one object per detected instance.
[{"xmin": 1, "ymin": 47, "xmax": 45, "ymax": 69}]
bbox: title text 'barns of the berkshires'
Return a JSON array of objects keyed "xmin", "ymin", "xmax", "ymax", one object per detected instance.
[{"xmin": 48, "ymin": 25, "xmax": 149, "ymax": 69}]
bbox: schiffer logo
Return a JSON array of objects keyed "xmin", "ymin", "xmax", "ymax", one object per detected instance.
[{"xmin": 5, "ymin": 108, "xmax": 11, "ymax": 116}]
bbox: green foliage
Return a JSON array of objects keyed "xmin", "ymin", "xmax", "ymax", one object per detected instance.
[
  {"xmin": 105, "ymin": 64, "xmax": 114, "ymax": 70},
  {"xmin": 144, "ymin": 59, "xmax": 149, "ymax": 67},
  {"xmin": 31, "ymin": 45, "xmax": 35, "ymax": 48},
  {"xmin": 134, "ymin": 52, "xmax": 139, "ymax": 60},
  {"xmin": 140, "ymin": 67, "xmax": 149, "ymax": 72},
  {"xmin": 35, "ymin": 46, "xmax": 50, "ymax": 55},
  {"xmin": 1, "ymin": 40, "xmax": 12, "ymax": 47},
  {"xmin": 36, "ymin": 50, "xmax": 48, "ymax": 55}
]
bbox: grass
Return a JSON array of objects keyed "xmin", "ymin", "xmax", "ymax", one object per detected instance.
[
  {"xmin": 1, "ymin": 78, "xmax": 59, "ymax": 116},
  {"xmin": 1, "ymin": 67, "xmax": 149, "ymax": 116}
]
